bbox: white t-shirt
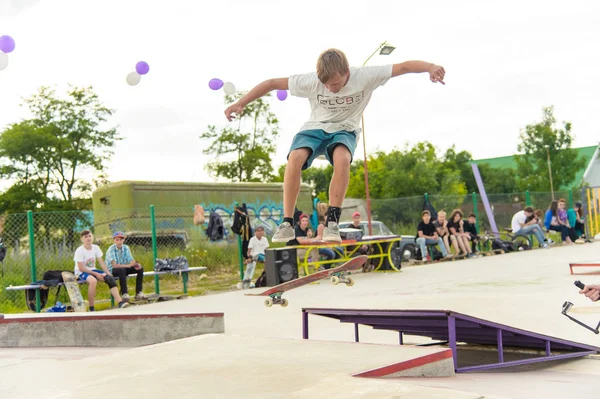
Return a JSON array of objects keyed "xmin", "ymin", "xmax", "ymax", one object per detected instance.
[
  {"xmin": 288, "ymin": 65, "xmax": 393, "ymax": 138},
  {"xmin": 73, "ymin": 244, "xmax": 103, "ymax": 276},
  {"xmin": 248, "ymin": 236, "xmax": 269, "ymax": 257},
  {"xmin": 511, "ymin": 211, "xmax": 527, "ymax": 233}
]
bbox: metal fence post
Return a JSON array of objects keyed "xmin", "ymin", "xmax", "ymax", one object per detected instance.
[
  {"xmin": 150, "ymin": 205, "xmax": 160, "ymax": 294},
  {"xmin": 27, "ymin": 211, "xmax": 40, "ymax": 313},
  {"xmin": 569, "ymin": 189, "xmax": 573, "ymax": 208},
  {"xmin": 525, "ymin": 190, "xmax": 531, "ymax": 206},
  {"xmin": 472, "ymin": 192, "xmax": 479, "ymax": 228},
  {"xmin": 237, "ymin": 235, "xmax": 244, "ymax": 281}
]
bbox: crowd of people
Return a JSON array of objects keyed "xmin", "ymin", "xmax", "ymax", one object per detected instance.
[{"xmin": 415, "ymin": 198, "xmax": 591, "ymax": 261}]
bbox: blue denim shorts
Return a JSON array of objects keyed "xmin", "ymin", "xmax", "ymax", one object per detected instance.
[
  {"xmin": 78, "ymin": 269, "xmax": 104, "ymax": 281},
  {"xmin": 288, "ymin": 129, "xmax": 357, "ymax": 170}
]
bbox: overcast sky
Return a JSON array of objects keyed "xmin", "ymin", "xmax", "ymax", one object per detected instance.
[{"xmin": 0, "ymin": 0, "xmax": 598, "ymax": 188}]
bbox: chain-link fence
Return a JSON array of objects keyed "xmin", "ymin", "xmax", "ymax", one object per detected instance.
[
  {"xmin": 0, "ymin": 190, "xmax": 588, "ymax": 313},
  {"xmin": 355, "ymin": 189, "xmax": 584, "ymax": 236},
  {"xmin": 0, "ymin": 206, "xmax": 247, "ymax": 314}
]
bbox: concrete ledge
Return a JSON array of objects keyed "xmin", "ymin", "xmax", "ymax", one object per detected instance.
[
  {"xmin": 0, "ymin": 312, "xmax": 224, "ymax": 347},
  {"xmin": 353, "ymin": 348, "xmax": 455, "ymax": 378}
]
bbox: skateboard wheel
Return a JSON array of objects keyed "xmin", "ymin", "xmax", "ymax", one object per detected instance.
[
  {"xmin": 330, "ymin": 276, "xmax": 340, "ymax": 285},
  {"xmin": 281, "ymin": 299, "xmax": 289, "ymax": 307},
  {"xmin": 264, "ymin": 298, "xmax": 273, "ymax": 307},
  {"xmin": 346, "ymin": 278, "xmax": 354, "ymax": 287}
]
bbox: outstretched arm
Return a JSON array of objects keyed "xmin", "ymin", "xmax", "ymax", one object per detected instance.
[
  {"xmin": 224, "ymin": 78, "xmax": 289, "ymax": 121},
  {"xmin": 392, "ymin": 61, "xmax": 445, "ymax": 84}
]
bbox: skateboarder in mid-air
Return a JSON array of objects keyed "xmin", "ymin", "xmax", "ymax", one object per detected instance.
[{"xmin": 225, "ymin": 48, "xmax": 445, "ymax": 244}]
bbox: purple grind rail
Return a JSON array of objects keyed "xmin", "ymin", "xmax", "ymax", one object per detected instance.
[{"xmin": 301, "ymin": 308, "xmax": 600, "ymax": 373}]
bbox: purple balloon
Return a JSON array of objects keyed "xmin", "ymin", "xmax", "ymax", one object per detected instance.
[
  {"xmin": 0, "ymin": 35, "xmax": 15, "ymax": 54},
  {"xmin": 135, "ymin": 61, "xmax": 150, "ymax": 75},
  {"xmin": 277, "ymin": 90, "xmax": 288, "ymax": 101},
  {"xmin": 209, "ymin": 78, "xmax": 224, "ymax": 90}
]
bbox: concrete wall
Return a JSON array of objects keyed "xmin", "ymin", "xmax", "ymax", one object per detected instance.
[{"xmin": 0, "ymin": 313, "xmax": 224, "ymax": 347}]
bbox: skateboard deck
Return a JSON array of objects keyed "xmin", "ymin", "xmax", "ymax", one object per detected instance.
[
  {"xmin": 128, "ymin": 294, "xmax": 188, "ymax": 305},
  {"xmin": 245, "ymin": 255, "xmax": 368, "ymax": 307},
  {"xmin": 61, "ymin": 271, "xmax": 86, "ymax": 312}
]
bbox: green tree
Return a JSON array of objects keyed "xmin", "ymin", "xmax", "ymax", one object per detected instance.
[
  {"xmin": 516, "ymin": 106, "xmax": 586, "ymax": 191},
  {"xmin": 347, "ymin": 142, "xmax": 468, "ymax": 199},
  {"xmin": 477, "ymin": 164, "xmax": 519, "ymax": 194},
  {"xmin": 200, "ymin": 93, "xmax": 279, "ymax": 182},
  {"xmin": 0, "ymin": 85, "xmax": 119, "ymax": 209}
]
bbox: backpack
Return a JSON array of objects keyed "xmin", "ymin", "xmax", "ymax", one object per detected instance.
[
  {"xmin": 206, "ymin": 211, "xmax": 225, "ymax": 241},
  {"xmin": 423, "ymin": 197, "xmax": 438, "ymax": 221},
  {"xmin": 25, "ymin": 270, "xmax": 71, "ymax": 311},
  {"xmin": 26, "ymin": 286, "xmax": 49, "ymax": 311},
  {"xmin": 154, "ymin": 256, "xmax": 190, "ymax": 272},
  {"xmin": 255, "ymin": 271, "xmax": 267, "ymax": 287},
  {"xmin": 492, "ymin": 238, "xmax": 516, "ymax": 252}
]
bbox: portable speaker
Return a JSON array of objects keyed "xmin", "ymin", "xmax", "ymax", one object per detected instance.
[{"xmin": 265, "ymin": 247, "xmax": 299, "ymax": 286}]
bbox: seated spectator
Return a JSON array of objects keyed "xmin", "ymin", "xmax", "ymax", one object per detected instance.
[
  {"xmin": 511, "ymin": 206, "xmax": 550, "ymax": 248},
  {"xmin": 567, "ymin": 202, "xmax": 587, "ymax": 243},
  {"xmin": 346, "ymin": 211, "xmax": 370, "ymax": 255},
  {"xmin": 433, "ymin": 210, "xmax": 458, "ymax": 256},
  {"xmin": 416, "ymin": 210, "xmax": 448, "ymax": 260},
  {"xmin": 247, "ymin": 226, "xmax": 269, "ymax": 264},
  {"xmin": 105, "ymin": 231, "xmax": 147, "ymax": 301},
  {"xmin": 288, "ymin": 214, "xmax": 339, "ymax": 270},
  {"xmin": 462, "ymin": 213, "xmax": 480, "ymax": 253},
  {"xmin": 241, "ymin": 226, "xmax": 269, "ymax": 288},
  {"xmin": 315, "ymin": 222, "xmax": 344, "ymax": 266},
  {"xmin": 447, "ymin": 209, "xmax": 474, "ymax": 258},
  {"xmin": 74, "ymin": 230, "xmax": 129, "ymax": 311},
  {"xmin": 545, "ymin": 200, "xmax": 576, "ymax": 244}
]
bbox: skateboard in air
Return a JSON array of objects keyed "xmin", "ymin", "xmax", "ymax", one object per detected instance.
[{"xmin": 245, "ymin": 255, "xmax": 368, "ymax": 307}]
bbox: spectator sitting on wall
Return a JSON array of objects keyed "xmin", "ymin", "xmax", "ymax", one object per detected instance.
[
  {"xmin": 346, "ymin": 211, "xmax": 370, "ymax": 255},
  {"xmin": 567, "ymin": 202, "xmax": 587, "ymax": 243},
  {"xmin": 512, "ymin": 206, "xmax": 550, "ymax": 248},
  {"xmin": 544, "ymin": 200, "xmax": 576, "ymax": 244},
  {"xmin": 288, "ymin": 214, "xmax": 340, "ymax": 270},
  {"xmin": 447, "ymin": 209, "xmax": 475, "ymax": 258},
  {"xmin": 462, "ymin": 213, "xmax": 480, "ymax": 253},
  {"xmin": 416, "ymin": 210, "xmax": 449, "ymax": 261},
  {"xmin": 433, "ymin": 210, "xmax": 458, "ymax": 256}
]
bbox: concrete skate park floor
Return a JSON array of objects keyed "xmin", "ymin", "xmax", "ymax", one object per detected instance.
[{"xmin": 2, "ymin": 242, "xmax": 600, "ymax": 398}]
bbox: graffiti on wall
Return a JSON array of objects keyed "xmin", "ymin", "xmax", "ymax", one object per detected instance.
[{"xmin": 202, "ymin": 200, "xmax": 284, "ymax": 236}]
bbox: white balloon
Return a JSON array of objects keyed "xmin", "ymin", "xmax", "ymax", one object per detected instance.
[
  {"xmin": 223, "ymin": 81, "xmax": 236, "ymax": 95},
  {"xmin": 0, "ymin": 52, "xmax": 8, "ymax": 71},
  {"xmin": 126, "ymin": 71, "xmax": 141, "ymax": 86}
]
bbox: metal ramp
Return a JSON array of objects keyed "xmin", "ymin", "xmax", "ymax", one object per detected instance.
[{"xmin": 302, "ymin": 308, "xmax": 600, "ymax": 373}]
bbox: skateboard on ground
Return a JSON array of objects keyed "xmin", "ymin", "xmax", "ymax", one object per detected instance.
[
  {"xmin": 61, "ymin": 271, "xmax": 86, "ymax": 312},
  {"xmin": 245, "ymin": 255, "xmax": 368, "ymax": 307},
  {"xmin": 128, "ymin": 294, "xmax": 188, "ymax": 305}
]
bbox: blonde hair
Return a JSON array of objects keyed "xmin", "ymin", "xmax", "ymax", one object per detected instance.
[
  {"xmin": 438, "ymin": 210, "xmax": 446, "ymax": 217},
  {"xmin": 316, "ymin": 48, "xmax": 349, "ymax": 83}
]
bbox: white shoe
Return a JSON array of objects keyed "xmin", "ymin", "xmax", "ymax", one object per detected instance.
[
  {"xmin": 322, "ymin": 222, "xmax": 342, "ymax": 243},
  {"xmin": 272, "ymin": 222, "xmax": 295, "ymax": 243}
]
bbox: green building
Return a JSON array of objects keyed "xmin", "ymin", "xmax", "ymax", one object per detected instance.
[
  {"xmin": 91, "ymin": 181, "xmax": 313, "ymax": 244},
  {"xmin": 472, "ymin": 145, "xmax": 600, "ymax": 189}
]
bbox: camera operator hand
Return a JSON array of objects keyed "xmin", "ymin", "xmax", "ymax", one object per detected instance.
[{"xmin": 579, "ymin": 284, "xmax": 600, "ymax": 302}]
